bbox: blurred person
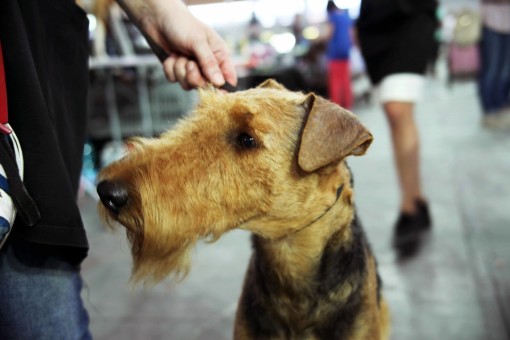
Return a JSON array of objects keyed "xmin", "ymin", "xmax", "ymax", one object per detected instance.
[
  {"xmin": 478, "ymin": 0, "xmax": 510, "ymax": 130},
  {"xmin": 292, "ymin": 13, "xmax": 306, "ymax": 46},
  {"xmin": 325, "ymin": 0, "xmax": 354, "ymax": 109},
  {"xmin": 356, "ymin": 0, "xmax": 438, "ymax": 254},
  {"xmin": 247, "ymin": 12, "xmax": 262, "ymax": 42},
  {"xmin": 0, "ymin": 0, "xmax": 236, "ymax": 338}
]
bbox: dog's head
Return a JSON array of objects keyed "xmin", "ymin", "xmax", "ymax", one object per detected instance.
[{"xmin": 97, "ymin": 79, "xmax": 372, "ymax": 284}]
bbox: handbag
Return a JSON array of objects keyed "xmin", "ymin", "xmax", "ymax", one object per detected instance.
[
  {"xmin": 0, "ymin": 42, "xmax": 40, "ymax": 249},
  {"xmin": 452, "ymin": 8, "xmax": 482, "ymax": 46},
  {"xmin": 448, "ymin": 43, "xmax": 480, "ymax": 77}
]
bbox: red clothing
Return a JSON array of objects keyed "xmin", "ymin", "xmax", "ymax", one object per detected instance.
[{"xmin": 328, "ymin": 60, "xmax": 353, "ymax": 109}]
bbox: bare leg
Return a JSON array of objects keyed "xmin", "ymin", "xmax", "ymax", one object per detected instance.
[{"xmin": 383, "ymin": 101, "xmax": 424, "ymax": 214}]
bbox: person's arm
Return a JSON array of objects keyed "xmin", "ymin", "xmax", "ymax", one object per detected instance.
[
  {"xmin": 315, "ymin": 15, "xmax": 333, "ymax": 45},
  {"xmin": 323, "ymin": 21, "xmax": 334, "ymax": 42},
  {"xmin": 116, "ymin": 0, "xmax": 237, "ymax": 89}
]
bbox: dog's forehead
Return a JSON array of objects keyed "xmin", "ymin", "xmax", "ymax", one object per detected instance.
[{"xmin": 197, "ymin": 87, "xmax": 306, "ymax": 125}]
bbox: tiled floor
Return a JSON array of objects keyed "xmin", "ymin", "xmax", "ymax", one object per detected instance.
[{"xmin": 79, "ymin": 72, "xmax": 510, "ymax": 339}]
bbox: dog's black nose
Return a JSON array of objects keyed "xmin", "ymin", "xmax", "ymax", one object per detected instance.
[{"xmin": 97, "ymin": 180, "xmax": 129, "ymax": 214}]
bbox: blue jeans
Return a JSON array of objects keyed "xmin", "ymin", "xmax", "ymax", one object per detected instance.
[
  {"xmin": 0, "ymin": 240, "xmax": 91, "ymax": 340},
  {"xmin": 478, "ymin": 26, "xmax": 510, "ymax": 114}
]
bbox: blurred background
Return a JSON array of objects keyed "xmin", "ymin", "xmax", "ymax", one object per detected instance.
[{"xmin": 76, "ymin": 0, "xmax": 509, "ymax": 339}]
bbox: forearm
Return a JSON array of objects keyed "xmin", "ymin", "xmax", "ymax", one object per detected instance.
[
  {"xmin": 114, "ymin": 0, "xmax": 195, "ymax": 61},
  {"xmin": 115, "ymin": 0, "xmax": 188, "ymax": 33}
]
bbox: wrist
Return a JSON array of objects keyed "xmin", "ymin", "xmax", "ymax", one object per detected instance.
[{"xmin": 116, "ymin": 0, "xmax": 189, "ymax": 31}]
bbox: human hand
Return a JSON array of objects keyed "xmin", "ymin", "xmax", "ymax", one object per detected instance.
[{"xmin": 117, "ymin": 0, "xmax": 237, "ymax": 90}]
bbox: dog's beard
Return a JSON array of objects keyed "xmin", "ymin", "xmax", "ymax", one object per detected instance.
[
  {"xmin": 129, "ymin": 222, "xmax": 196, "ymax": 285},
  {"xmin": 99, "ymin": 203, "xmax": 228, "ymax": 285}
]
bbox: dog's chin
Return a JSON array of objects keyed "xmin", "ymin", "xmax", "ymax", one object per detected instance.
[
  {"xmin": 129, "ymin": 241, "xmax": 195, "ymax": 286},
  {"xmin": 97, "ymin": 203, "xmax": 234, "ymax": 285},
  {"xmin": 97, "ymin": 205, "xmax": 118, "ymax": 229},
  {"xmin": 98, "ymin": 205, "xmax": 136, "ymax": 231},
  {"xmin": 101, "ymin": 213, "xmax": 197, "ymax": 285},
  {"xmin": 97, "ymin": 205, "xmax": 152, "ymax": 281}
]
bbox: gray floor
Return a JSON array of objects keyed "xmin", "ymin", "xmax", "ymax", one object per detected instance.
[{"xmin": 79, "ymin": 72, "xmax": 510, "ymax": 339}]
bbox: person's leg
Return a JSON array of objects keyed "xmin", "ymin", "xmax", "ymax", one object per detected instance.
[
  {"xmin": 338, "ymin": 60, "xmax": 353, "ymax": 110},
  {"xmin": 497, "ymin": 32, "xmax": 510, "ymax": 109},
  {"xmin": 478, "ymin": 26, "xmax": 501, "ymax": 113},
  {"xmin": 383, "ymin": 101, "xmax": 424, "ymax": 214},
  {"xmin": 328, "ymin": 60, "xmax": 342, "ymax": 105},
  {"xmin": 382, "ymin": 99, "xmax": 431, "ymax": 255},
  {"xmin": 478, "ymin": 27, "xmax": 510, "ymax": 128},
  {"xmin": 0, "ymin": 239, "xmax": 91, "ymax": 340}
]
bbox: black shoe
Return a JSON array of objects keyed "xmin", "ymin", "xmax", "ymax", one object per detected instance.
[
  {"xmin": 392, "ymin": 200, "xmax": 432, "ymax": 257},
  {"xmin": 415, "ymin": 199, "xmax": 431, "ymax": 229}
]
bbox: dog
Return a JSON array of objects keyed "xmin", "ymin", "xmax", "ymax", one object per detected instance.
[{"xmin": 96, "ymin": 79, "xmax": 390, "ymax": 339}]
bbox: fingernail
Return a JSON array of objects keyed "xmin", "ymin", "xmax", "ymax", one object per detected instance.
[
  {"xmin": 187, "ymin": 63, "xmax": 195, "ymax": 72},
  {"xmin": 211, "ymin": 71, "xmax": 224, "ymax": 85}
]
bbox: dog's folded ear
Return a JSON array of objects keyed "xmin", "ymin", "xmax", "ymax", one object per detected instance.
[
  {"xmin": 298, "ymin": 94, "xmax": 373, "ymax": 172},
  {"xmin": 257, "ymin": 79, "xmax": 287, "ymax": 90}
]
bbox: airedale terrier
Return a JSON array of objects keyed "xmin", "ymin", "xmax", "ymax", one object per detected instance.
[{"xmin": 97, "ymin": 80, "xmax": 390, "ymax": 339}]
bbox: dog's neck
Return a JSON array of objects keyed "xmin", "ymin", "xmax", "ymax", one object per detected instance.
[
  {"xmin": 252, "ymin": 190, "xmax": 356, "ymax": 292},
  {"xmin": 246, "ymin": 203, "xmax": 369, "ymax": 338},
  {"xmin": 289, "ymin": 183, "xmax": 345, "ymax": 233}
]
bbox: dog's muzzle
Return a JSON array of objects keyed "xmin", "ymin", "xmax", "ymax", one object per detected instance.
[{"xmin": 97, "ymin": 180, "xmax": 129, "ymax": 214}]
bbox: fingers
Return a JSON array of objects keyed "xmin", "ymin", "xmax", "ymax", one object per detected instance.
[
  {"xmin": 163, "ymin": 54, "xmax": 206, "ymax": 90},
  {"xmin": 192, "ymin": 31, "xmax": 237, "ymax": 87},
  {"xmin": 162, "ymin": 54, "xmax": 178, "ymax": 83},
  {"xmin": 216, "ymin": 50, "xmax": 238, "ymax": 87},
  {"xmin": 161, "ymin": 30, "xmax": 238, "ymax": 90},
  {"xmin": 192, "ymin": 43, "xmax": 226, "ymax": 87}
]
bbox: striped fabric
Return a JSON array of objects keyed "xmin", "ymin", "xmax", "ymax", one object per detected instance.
[
  {"xmin": 0, "ymin": 173, "xmax": 9, "ymax": 192},
  {"xmin": 0, "ymin": 125, "xmax": 23, "ymax": 249},
  {"xmin": 0, "ymin": 164, "xmax": 13, "ymax": 243}
]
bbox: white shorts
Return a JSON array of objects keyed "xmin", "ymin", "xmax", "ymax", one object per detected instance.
[{"xmin": 377, "ymin": 73, "xmax": 425, "ymax": 103}]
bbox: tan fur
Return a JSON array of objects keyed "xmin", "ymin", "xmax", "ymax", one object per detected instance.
[{"xmin": 97, "ymin": 80, "xmax": 389, "ymax": 338}]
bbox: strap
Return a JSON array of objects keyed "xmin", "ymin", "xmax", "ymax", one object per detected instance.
[{"xmin": 0, "ymin": 43, "xmax": 12, "ymax": 134}]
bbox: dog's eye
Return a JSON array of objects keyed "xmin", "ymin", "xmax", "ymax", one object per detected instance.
[{"xmin": 237, "ymin": 133, "xmax": 258, "ymax": 149}]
